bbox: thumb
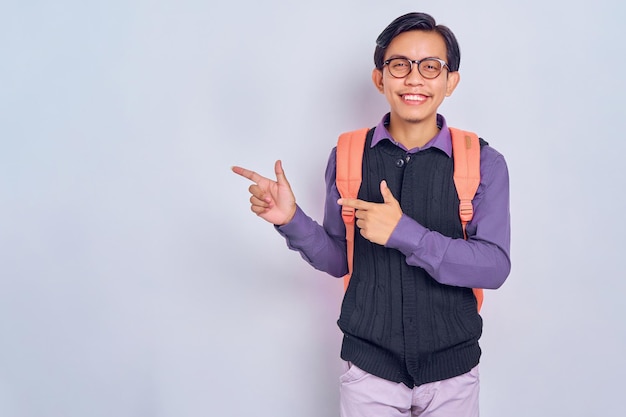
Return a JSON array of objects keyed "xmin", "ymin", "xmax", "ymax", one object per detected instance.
[
  {"xmin": 380, "ymin": 180, "xmax": 397, "ymax": 204},
  {"xmin": 274, "ymin": 160, "xmax": 291, "ymax": 187}
]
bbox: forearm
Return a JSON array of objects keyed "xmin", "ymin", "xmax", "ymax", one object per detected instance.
[
  {"xmin": 386, "ymin": 215, "xmax": 510, "ymax": 289},
  {"xmin": 276, "ymin": 205, "xmax": 348, "ymax": 278}
]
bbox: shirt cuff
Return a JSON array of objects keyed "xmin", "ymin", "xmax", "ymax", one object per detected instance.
[
  {"xmin": 275, "ymin": 205, "xmax": 310, "ymax": 239},
  {"xmin": 385, "ymin": 214, "xmax": 428, "ymax": 255}
]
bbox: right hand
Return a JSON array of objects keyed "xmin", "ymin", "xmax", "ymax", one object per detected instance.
[{"xmin": 231, "ymin": 160, "xmax": 297, "ymax": 226}]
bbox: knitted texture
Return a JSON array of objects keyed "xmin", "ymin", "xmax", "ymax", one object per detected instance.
[{"xmin": 338, "ymin": 130, "xmax": 482, "ymax": 387}]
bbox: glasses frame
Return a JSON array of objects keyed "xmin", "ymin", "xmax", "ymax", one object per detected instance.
[{"xmin": 383, "ymin": 57, "xmax": 450, "ymax": 79}]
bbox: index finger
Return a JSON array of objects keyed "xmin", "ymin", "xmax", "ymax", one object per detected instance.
[
  {"xmin": 337, "ymin": 198, "xmax": 374, "ymax": 210},
  {"xmin": 231, "ymin": 166, "xmax": 263, "ymax": 183}
]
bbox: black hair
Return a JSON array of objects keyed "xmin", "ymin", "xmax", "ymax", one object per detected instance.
[{"xmin": 374, "ymin": 12, "xmax": 461, "ymax": 72}]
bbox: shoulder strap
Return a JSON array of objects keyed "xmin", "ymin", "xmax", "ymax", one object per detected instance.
[
  {"xmin": 449, "ymin": 127, "xmax": 481, "ymax": 239},
  {"xmin": 449, "ymin": 127, "xmax": 483, "ymax": 312},
  {"xmin": 336, "ymin": 128, "xmax": 369, "ymax": 290}
]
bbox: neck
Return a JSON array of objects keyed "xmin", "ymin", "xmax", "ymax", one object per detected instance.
[{"xmin": 387, "ymin": 114, "xmax": 440, "ymax": 149}]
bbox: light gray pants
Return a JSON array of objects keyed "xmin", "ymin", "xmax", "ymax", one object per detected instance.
[{"xmin": 339, "ymin": 362, "xmax": 480, "ymax": 417}]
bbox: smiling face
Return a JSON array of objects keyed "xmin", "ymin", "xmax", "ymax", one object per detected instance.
[{"xmin": 372, "ymin": 30, "xmax": 460, "ymax": 143}]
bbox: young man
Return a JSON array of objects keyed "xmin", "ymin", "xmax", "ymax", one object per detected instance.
[{"xmin": 232, "ymin": 12, "xmax": 510, "ymax": 417}]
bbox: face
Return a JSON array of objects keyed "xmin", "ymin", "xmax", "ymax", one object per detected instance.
[{"xmin": 372, "ymin": 30, "xmax": 460, "ymax": 131}]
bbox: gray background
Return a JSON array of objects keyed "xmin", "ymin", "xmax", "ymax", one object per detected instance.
[{"xmin": 1, "ymin": 1, "xmax": 625, "ymax": 416}]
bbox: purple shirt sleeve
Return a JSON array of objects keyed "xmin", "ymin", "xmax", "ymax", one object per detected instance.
[
  {"xmin": 276, "ymin": 149, "xmax": 348, "ymax": 278},
  {"xmin": 277, "ymin": 124, "xmax": 511, "ymax": 289}
]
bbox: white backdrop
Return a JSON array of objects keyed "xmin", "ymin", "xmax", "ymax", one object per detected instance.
[{"xmin": 1, "ymin": 1, "xmax": 625, "ymax": 416}]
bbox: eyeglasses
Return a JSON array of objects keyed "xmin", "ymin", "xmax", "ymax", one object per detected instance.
[{"xmin": 383, "ymin": 57, "xmax": 450, "ymax": 79}]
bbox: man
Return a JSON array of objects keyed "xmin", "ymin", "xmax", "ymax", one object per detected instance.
[{"xmin": 232, "ymin": 12, "xmax": 510, "ymax": 417}]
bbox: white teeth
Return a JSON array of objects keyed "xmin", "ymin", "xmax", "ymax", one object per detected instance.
[{"xmin": 404, "ymin": 94, "xmax": 426, "ymax": 101}]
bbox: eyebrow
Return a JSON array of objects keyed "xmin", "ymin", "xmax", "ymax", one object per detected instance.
[{"xmin": 386, "ymin": 54, "xmax": 444, "ymax": 61}]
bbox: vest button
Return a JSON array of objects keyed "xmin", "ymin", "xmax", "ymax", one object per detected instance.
[{"xmin": 395, "ymin": 158, "xmax": 405, "ymax": 168}]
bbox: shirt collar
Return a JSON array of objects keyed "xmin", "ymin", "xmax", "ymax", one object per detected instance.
[{"xmin": 371, "ymin": 113, "xmax": 452, "ymax": 157}]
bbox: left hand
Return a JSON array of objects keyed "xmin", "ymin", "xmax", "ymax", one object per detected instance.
[{"xmin": 338, "ymin": 180, "xmax": 403, "ymax": 246}]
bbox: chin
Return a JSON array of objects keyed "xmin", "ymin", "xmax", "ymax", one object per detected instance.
[
  {"xmin": 402, "ymin": 109, "xmax": 439, "ymax": 124},
  {"xmin": 401, "ymin": 115, "xmax": 430, "ymax": 124}
]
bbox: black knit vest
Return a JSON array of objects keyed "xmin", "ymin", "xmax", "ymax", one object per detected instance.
[{"xmin": 338, "ymin": 129, "xmax": 483, "ymax": 387}]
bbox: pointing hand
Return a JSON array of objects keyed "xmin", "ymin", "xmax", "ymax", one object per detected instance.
[
  {"xmin": 232, "ymin": 160, "xmax": 297, "ymax": 226},
  {"xmin": 337, "ymin": 180, "xmax": 402, "ymax": 245}
]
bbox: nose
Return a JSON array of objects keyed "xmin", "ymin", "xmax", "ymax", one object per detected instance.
[{"xmin": 405, "ymin": 63, "xmax": 425, "ymax": 85}]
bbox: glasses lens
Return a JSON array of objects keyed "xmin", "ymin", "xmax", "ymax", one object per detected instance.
[
  {"xmin": 388, "ymin": 58, "xmax": 411, "ymax": 78},
  {"xmin": 418, "ymin": 59, "xmax": 443, "ymax": 79}
]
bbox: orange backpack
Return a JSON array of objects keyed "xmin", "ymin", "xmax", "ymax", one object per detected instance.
[{"xmin": 336, "ymin": 127, "xmax": 484, "ymax": 311}]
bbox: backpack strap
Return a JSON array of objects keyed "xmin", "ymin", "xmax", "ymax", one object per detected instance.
[
  {"xmin": 336, "ymin": 128, "xmax": 369, "ymax": 290},
  {"xmin": 449, "ymin": 128, "xmax": 481, "ymax": 239},
  {"xmin": 449, "ymin": 127, "xmax": 483, "ymax": 312}
]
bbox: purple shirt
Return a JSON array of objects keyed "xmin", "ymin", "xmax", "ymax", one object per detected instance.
[{"xmin": 277, "ymin": 114, "xmax": 511, "ymax": 289}]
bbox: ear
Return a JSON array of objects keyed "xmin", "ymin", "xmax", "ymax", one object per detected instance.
[
  {"xmin": 372, "ymin": 68, "xmax": 384, "ymax": 94},
  {"xmin": 445, "ymin": 71, "xmax": 460, "ymax": 97}
]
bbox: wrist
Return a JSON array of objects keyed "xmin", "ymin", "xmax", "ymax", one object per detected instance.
[{"xmin": 276, "ymin": 205, "xmax": 297, "ymax": 226}]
